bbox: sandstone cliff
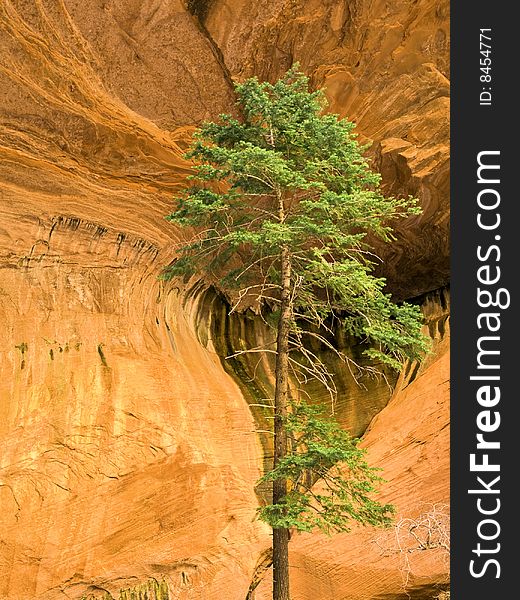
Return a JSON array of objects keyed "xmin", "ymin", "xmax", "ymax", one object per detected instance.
[{"xmin": 0, "ymin": 1, "xmax": 449, "ymax": 598}]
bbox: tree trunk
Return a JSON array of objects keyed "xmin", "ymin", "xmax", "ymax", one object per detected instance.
[{"xmin": 273, "ymin": 243, "xmax": 292, "ymax": 600}]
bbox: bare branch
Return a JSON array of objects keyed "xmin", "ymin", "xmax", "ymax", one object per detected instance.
[
  {"xmin": 373, "ymin": 503, "xmax": 450, "ymax": 596},
  {"xmin": 226, "ymin": 347, "xmax": 278, "ymax": 359}
]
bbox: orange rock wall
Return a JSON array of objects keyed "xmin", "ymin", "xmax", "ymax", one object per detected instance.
[{"xmin": 0, "ymin": 1, "xmax": 449, "ymax": 598}]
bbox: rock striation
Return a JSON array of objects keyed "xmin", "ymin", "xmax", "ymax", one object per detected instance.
[{"xmin": 0, "ymin": 1, "xmax": 449, "ymax": 598}]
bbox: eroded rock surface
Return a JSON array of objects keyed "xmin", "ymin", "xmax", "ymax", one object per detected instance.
[{"xmin": 1, "ymin": 1, "xmax": 449, "ymax": 598}]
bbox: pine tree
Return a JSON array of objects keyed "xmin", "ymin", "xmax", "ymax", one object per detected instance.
[{"xmin": 163, "ymin": 66, "xmax": 429, "ymax": 600}]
